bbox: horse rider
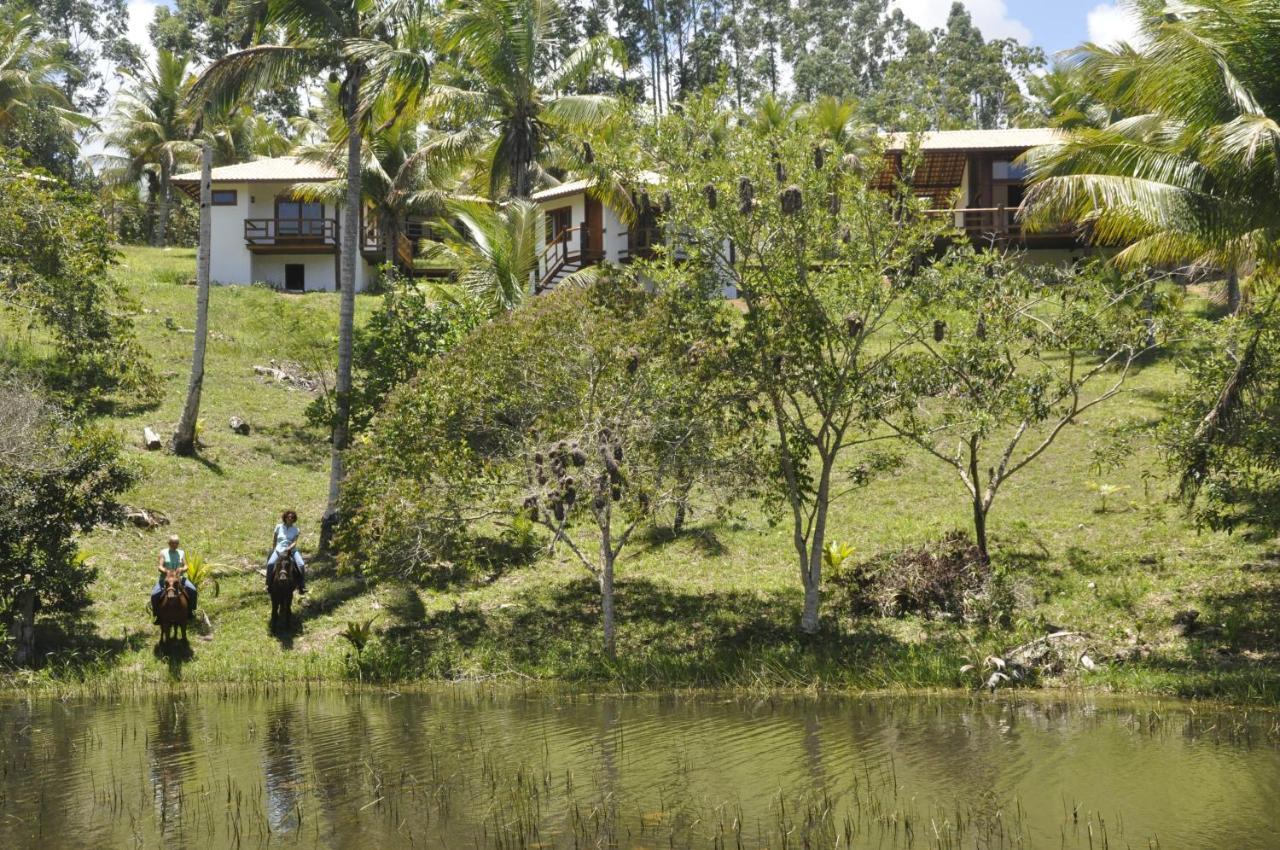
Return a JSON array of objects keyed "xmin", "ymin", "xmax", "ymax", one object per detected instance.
[
  {"xmin": 265, "ymin": 509, "xmax": 307, "ymax": 595},
  {"xmin": 152, "ymin": 534, "xmax": 197, "ymax": 621}
]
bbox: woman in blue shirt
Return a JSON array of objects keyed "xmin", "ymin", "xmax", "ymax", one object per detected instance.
[
  {"xmin": 152, "ymin": 535, "xmax": 197, "ymax": 620},
  {"xmin": 265, "ymin": 510, "xmax": 306, "ymax": 594}
]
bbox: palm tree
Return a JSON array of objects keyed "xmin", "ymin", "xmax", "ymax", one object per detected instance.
[
  {"xmin": 423, "ymin": 199, "xmax": 544, "ymax": 311},
  {"xmin": 1023, "ymin": 62, "xmax": 1114, "ymax": 130},
  {"xmin": 95, "ymin": 50, "xmax": 198, "ymax": 247},
  {"xmin": 0, "ymin": 13, "xmax": 86, "ymax": 135},
  {"xmin": 1024, "ymin": 2, "xmax": 1280, "ymax": 284},
  {"xmin": 292, "ymin": 90, "xmax": 461, "ymax": 269},
  {"xmin": 430, "ymin": 0, "xmax": 623, "ymax": 199},
  {"xmin": 192, "ymin": 0, "xmax": 424, "ymax": 532},
  {"xmin": 1022, "ymin": 0, "xmax": 1280, "ymax": 491}
]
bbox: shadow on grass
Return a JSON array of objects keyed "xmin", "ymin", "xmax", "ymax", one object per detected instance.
[
  {"xmin": 360, "ymin": 576, "xmax": 964, "ymax": 688},
  {"xmin": 28, "ymin": 613, "xmax": 153, "ymax": 677},
  {"xmin": 254, "ymin": 422, "xmax": 330, "ymax": 472}
]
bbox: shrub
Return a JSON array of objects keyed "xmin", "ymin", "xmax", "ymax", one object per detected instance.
[{"xmin": 830, "ymin": 531, "xmax": 1009, "ymax": 624}]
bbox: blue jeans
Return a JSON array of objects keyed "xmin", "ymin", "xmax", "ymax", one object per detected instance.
[{"xmin": 152, "ymin": 578, "xmax": 197, "ymax": 612}]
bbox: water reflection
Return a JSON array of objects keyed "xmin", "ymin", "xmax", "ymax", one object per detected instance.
[
  {"xmin": 0, "ymin": 690, "xmax": 1276, "ymax": 849},
  {"xmin": 148, "ymin": 697, "xmax": 195, "ymax": 839}
]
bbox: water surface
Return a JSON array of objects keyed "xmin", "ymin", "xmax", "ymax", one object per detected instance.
[{"xmin": 1, "ymin": 689, "xmax": 1277, "ymax": 848}]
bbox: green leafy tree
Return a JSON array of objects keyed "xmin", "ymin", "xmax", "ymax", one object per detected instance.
[
  {"xmin": 340, "ymin": 274, "xmax": 750, "ymax": 658},
  {"xmin": 0, "ymin": 150, "xmax": 153, "ymax": 400},
  {"xmin": 883, "ymin": 253, "xmax": 1170, "ymax": 563},
  {"xmin": 862, "ymin": 3, "xmax": 1043, "ymax": 130},
  {"xmin": 9, "ymin": 0, "xmax": 142, "ymax": 112},
  {"xmin": 644, "ymin": 95, "xmax": 947, "ymax": 633},
  {"xmin": 308, "ymin": 270, "xmax": 482, "ymax": 434},
  {"xmin": 430, "ymin": 0, "xmax": 623, "ymax": 198},
  {"xmin": 0, "ymin": 384, "xmax": 135, "ymax": 664}
]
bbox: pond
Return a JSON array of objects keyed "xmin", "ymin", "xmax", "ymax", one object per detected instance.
[{"xmin": 1, "ymin": 689, "xmax": 1277, "ymax": 849}]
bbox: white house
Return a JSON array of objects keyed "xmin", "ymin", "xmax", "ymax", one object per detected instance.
[
  {"xmin": 529, "ymin": 128, "xmax": 1092, "ymax": 293},
  {"xmin": 172, "ymin": 156, "xmax": 378, "ymax": 292}
]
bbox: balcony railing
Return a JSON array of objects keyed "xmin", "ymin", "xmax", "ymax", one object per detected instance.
[
  {"xmin": 244, "ymin": 217, "xmax": 338, "ymax": 248},
  {"xmin": 923, "ymin": 207, "xmax": 1077, "ymax": 243}
]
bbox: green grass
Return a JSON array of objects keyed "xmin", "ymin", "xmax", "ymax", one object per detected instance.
[{"xmin": 5, "ymin": 245, "xmax": 1280, "ymax": 704}]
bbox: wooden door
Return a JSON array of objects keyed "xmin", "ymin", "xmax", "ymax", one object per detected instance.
[{"xmin": 584, "ymin": 198, "xmax": 603, "ymax": 256}]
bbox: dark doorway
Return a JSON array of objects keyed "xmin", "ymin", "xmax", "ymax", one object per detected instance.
[{"xmin": 284, "ymin": 264, "xmax": 305, "ymax": 292}]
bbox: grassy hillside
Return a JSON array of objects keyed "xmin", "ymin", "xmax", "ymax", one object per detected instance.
[{"xmin": 6, "ymin": 246, "xmax": 1280, "ymax": 703}]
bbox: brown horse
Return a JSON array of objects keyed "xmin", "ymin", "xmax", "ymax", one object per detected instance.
[
  {"xmin": 156, "ymin": 568, "xmax": 190, "ymax": 644},
  {"xmin": 269, "ymin": 552, "xmax": 298, "ymax": 632}
]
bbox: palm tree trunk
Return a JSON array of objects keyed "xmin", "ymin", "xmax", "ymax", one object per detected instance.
[
  {"xmin": 1227, "ymin": 269, "xmax": 1242, "ymax": 315},
  {"xmin": 156, "ymin": 159, "xmax": 172, "ymax": 248},
  {"xmin": 173, "ymin": 141, "xmax": 213, "ymax": 456},
  {"xmin": 325, "ymin": 72, "xmax": 364, "ymax": 541}
]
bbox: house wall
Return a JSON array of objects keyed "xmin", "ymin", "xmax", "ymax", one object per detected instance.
[
  {"xmin": 206, "ymin": 179, "xmax": 373, "ymax": 292},
  {"xmin": 209, "ymin": 181, "xmax": 252, "ymax": 285}
]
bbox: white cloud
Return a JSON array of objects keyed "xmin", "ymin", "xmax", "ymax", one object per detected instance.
[
  {"xmin": 892, "ymin": 0, "xmax": 1033, "ymax": 43},
  {"xmin": 1086, "ymin": 2, "xmax": 1145, "ymax": 49}
]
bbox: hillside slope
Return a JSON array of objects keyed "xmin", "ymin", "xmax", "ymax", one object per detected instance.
[{"xmin": 6, "ymin": 247, "xmax": 1279, "ymax": 702}]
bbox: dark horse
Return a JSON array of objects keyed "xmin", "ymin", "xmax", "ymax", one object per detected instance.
[
  {"xmin": 269, "ymin": 549, "xmax": 298, "ymax": 632},
  {"xmin": 156, "ymin": 568, "xmax": 190, "ymax": 644}
]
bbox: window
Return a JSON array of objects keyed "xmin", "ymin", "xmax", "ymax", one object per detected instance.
[
  {"xmin": 211, "ymin": 189, "xmax": 238, "ymax": 206},
  {"xmin": 992, "ymin": 160, "xmax": 1028, "ymax": 181},
  {"xmin": 545, "ymin": 207, "xmax": 572, "ymax": 244}
]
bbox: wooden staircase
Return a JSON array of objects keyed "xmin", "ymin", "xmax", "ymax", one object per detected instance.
[{"xmin": 536, "ymin": 224, "xmax": 603, "ymax": 293}]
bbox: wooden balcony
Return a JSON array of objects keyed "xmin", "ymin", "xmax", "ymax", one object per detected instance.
[
  {"xmin": 244, "ymin": 218, "xmax": 338, "ymax": 253},
  {"xmin": 925, "ymin": 207, "xmax": 1080, "ymax": 247}
]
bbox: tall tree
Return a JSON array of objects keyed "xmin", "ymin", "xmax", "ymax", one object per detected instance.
[
  {"xmin": 9, "ymin": 0, "xmax": 142, "ymax": 112},
  {"xmin": 171, "ymin": 134, "xmax": 212, "ymax": 457},
  {"xmin": 94, "ymin": 50, "xmax": 198, "ymax": 247},
  {"xmin": 194, "ymin": 0, "xmax": 427, "ymax": 534},
  {"xmin": 647, "ymin": 96, "xmax": 946, "ymax": 633},
  {"xmin": 863, "ymin": 3, "xmax": 1043, "ymax": 130},
  {"xmin": 430, "ymin": 0, "xmax": 623, "ymax": 199}
]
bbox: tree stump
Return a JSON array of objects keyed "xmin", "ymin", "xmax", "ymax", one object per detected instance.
[
  {"xmin": 142, "ymin": 427, "xmax": 162, "ymax": 450},
  {"xmin": 229, "ymin": 416, "xmax": 251, "ymax": 436}
]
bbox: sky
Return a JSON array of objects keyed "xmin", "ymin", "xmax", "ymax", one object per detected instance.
[{"xmin": 892, "ymin": 1, "xmax": 1143, "ymax": 56}]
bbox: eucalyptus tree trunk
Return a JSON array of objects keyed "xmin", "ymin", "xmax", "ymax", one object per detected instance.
[
  {"xmin": 173, "ymin": 141, "xmax": 213, "ymax": 456},
  {"xmin": 156, "ymin": 160, "xmax": 172, "ymax": 247},
  {"xmin": 325, "ymin": 72, "xmax": 364, "ymax": 541},
  {"xmin": 798, "ymin": 460, "xmax": 834, "ymax": 634},
  {"xmin": 599, "ymin": 510, "xmax": 617, "ymax": 660}
]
